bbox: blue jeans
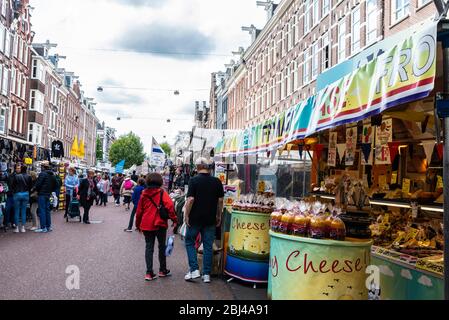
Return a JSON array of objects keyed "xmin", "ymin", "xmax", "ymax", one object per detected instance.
[
  {"xmin": 5, "ymin": 195, "xmax": 15, "ymax": 225},
  {"xmin": 13, "ymin": 192, "xmax": 29, "ymax": 227},
  {"xmin": 38, "ymin": 195, "xmax": 51, "ymax": 230},
  {"xmin": 185, "ymin": 225, "xmax": 216, "ymax": 275}
]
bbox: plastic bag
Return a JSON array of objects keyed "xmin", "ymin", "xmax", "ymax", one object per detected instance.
[{"xmin": 165, "ymin": 235, "xmax": 175, "ymax": 257}]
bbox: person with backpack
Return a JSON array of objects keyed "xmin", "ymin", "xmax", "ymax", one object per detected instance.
[
  {"xmin": 111, "ymin": 173, "xmax": 123, "ymax": 206},
  {"xmin": 135, "ymin": 173, "xmax": 178, "ymax": 281},
  {"xmin": 9, "ymin": 164, "xmax": 32, "ymax": 233},
  {"xmin": 124, "ymin": 178, "xmax": 146, "ymax": 232},
  {"xmin": 35, "ymin": 161, "xmax": 58, "ymax": 233},
  {"xmin": 120, "ymin": 175, "xmax": 136, "ymax": 211}
]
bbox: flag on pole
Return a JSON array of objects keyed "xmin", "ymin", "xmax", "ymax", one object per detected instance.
[
  {"xmin": 151, "ymin": 137, "xmax": 166, "ymax": 168},
  {"xmin": 115, "ymin": 160, "xmax": 125, "ymax": 174},
  {"xmin": 71, "ymin": 135, "xmax": 79, "ymax": 158},
  {"xmin": 78, "ymin": 139, "xmax": 85, "ymax": 159}
]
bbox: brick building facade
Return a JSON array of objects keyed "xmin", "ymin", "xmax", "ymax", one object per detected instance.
[{"xmin": 217, "ymin": 0, "xmax": 437, "ymax": 130}]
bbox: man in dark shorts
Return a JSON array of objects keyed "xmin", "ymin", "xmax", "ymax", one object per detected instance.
[{"xmin": 184, "ymin": 158, "xmax": 224, "ymax": 283}]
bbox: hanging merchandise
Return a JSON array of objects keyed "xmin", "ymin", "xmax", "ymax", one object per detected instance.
[
  {"xmin": 388, "ymin": 142, "xmax": 401, "ymax": 164},
  {"xmin": 345, "ymin": 126, "xmax": 357, "ymax": 166},
  {"xmin": 361, "ymin": 124, "xmax": 374, "ymax": 165},
  {"xmin": 336, "ymin": 144, "xmax": 346, "ymax": 163},
  {"xmin": 422, "ymin": 141, "xmax": 436, "ymax": 166},
  {"xmin": 314, "ymin": 144, "xmax": 325, "ymax": 162},
  {"xmin": 327, "ymin": 132, "xmax": 337, "ymax": 167},
  {"xmin": 52, "ymin": 140, "xmax": 65, "ymax": 158},
  {"xmin": 374, "ymin": 118, "xmax": 393, "ymax": 165}
]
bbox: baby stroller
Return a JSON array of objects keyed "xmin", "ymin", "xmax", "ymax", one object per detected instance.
[{"xmin": 66, "ymin": 191, "xmax": 82, "ymax": 223}]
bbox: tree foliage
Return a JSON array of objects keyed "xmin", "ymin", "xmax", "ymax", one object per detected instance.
[
  {"xmin": 160, "ymin": 142, "xmax": 172, "ymax": 156},
  {"xmin": 96, "ymin": 137, "xmax": 103, "ymax": 162},
  {"xmin": 109, "ymin": 132, "xmax": 146, "ymax": 169}
]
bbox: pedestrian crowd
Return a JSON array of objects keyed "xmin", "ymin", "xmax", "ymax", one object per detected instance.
[{"xmin": 1, "ymin": 160, "xmax": 225, "ymax": 286}]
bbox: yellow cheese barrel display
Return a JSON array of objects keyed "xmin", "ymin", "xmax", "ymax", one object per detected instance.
[
  {"xmin": 268, "ymin": 231, "xmax": 372, "ymax": 300},
  {"xmin": 224, "ymin": 210, "xmax": 271, "ymax": 283}
]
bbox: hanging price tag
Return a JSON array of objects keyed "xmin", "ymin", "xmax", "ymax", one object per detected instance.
[
  {"xmin": 436, "ymin": 175, "xmax": 443, "ymax": 190},
  {"xmin": 402, "ymin": 178, "xmax": 411, "ymax": 194},
  {"xmin": 391, "ymin": 172, "xmax": 398, "ymax": 184}
]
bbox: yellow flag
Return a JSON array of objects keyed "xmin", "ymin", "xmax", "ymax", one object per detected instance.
[
  {"xmin": 78, "ymin": 139, "xmax": 85, "ymax": 159},
  {"xmin": 71, "ymin": 135, "xmax": 79, "ymax": 158}
]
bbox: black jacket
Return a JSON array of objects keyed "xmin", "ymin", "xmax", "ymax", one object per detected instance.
[
  {"xmin": 78, "ymin": 178, "xmax": 99, "ymax": 206},
  {"xmin": 9, "ymin": 173, "xmax": 33, "ymax": 194},
  {"xmin": 35, "ymin": 170, "xmax": 57, "ymax": 196}
]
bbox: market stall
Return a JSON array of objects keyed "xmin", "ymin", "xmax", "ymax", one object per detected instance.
[{"xmin": 214, "ymin": 19, "xmax": 446, "ymax": 299}]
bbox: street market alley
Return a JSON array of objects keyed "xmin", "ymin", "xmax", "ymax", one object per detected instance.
[{"xmin": 0, "ymin": 202, "xmax": 266, "ymax": 300}]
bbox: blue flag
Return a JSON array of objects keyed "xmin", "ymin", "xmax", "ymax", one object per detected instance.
[{"xmin": 115, "ymin": 160, "xmax": 125, "ymax": 174}]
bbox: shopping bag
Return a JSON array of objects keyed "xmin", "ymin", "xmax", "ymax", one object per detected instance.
[
  {"xmin": 165, "ymin": 235, "xmax": 175, "ymax": 257},
  {"xmin": 178, "ymin": 222, "xmax": 187, "ymax": 238}
]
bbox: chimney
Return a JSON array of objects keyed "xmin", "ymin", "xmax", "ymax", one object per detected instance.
[{"xmin": 256, "ymin": 1, "xmax": 278, "ymax": 21}]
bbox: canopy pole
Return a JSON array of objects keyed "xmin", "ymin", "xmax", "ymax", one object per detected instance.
[{"xmin": 442, "ymin": 37, "xmax": 449, "ymax": 301}]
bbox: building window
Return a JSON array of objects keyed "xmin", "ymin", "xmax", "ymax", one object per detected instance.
[
  {"xmin": 304, "ymin": 0, "xmax": 310, "ymax": 33},
  {"xmin": 338, "ymin": 20, "xmax": 346, "ymax": 63},
  {"xmin": 392, "ymin": 0, "xmax": 410, "ymax": 23},
  {"xmin": 303, "ymin": 48, "xmax": 310, "ymax": 84},
  {"xmin": 30, "ymin": 90, "xmax": 44, "ymax": 113},
  {"xmin": 366, "ymin": 0, "xmax": 378, "ymax": 45},
  {"xmin": 1, "ymin": 0, "xmax": 7, "ymax": 17},
  {"xmin": 418, "ymin": 0, "xmax": 431, "ymax": 6},
  {"xmin": 5, "ymin": 31, "xmax": 10, "ymax": 57},
  {"xmin": 28, "ymin": 123, "xmax": 43, "ymax": 145},
  {"xmin": 321, "ymin": 32, "xmax": 330, "ymax": 71},
  {"xmin": 2, "ymin": 66, "xmax": 8, "ymax": 96},
  {"xmin": 351, "ymin": 6, "xmax": 361, "ymax": 54},
  {"xmin": 322, "ymin": 0, "xmax": 330, "ymax": 16},
  {"xmin": 312, "ymin": 0, "xmax": 319, "ymax": 26},
  {"xmin": 0, "ymin": 107, "xmax": 5, "ymax": 134},
  {"xmin": 292, "ymin": 60, "xmax": 298, "ymax": 91},
  {"xmin": 0, "ymin": 23, "xmax": 5, "ymax": 53},
  {"xmin": 293, "ymin": 16, "xmax": 298, "ymax": 45},
  {"xmin": 312, "ymin": 42, "xmax": 319, "ymax": 79}
]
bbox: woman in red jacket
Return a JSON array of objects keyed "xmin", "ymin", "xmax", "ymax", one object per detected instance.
[{"xmin": 136, "ymin": 173, "xmax": 178, "ymax": 281}]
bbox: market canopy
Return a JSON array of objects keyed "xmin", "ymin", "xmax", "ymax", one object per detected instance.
[{"xmin": 215, "ymin": 21, "xmax": 437, "ymax": 157}]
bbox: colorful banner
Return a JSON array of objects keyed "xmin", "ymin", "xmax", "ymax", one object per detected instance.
[
  {"xmin": 268, "ymin": 232, "xmax": 372, "ymax": 300},
  {"xmin": 215, "ymin": 22, "xmax": 436, "ymax": 157}
]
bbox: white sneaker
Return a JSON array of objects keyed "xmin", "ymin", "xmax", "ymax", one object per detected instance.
[
  {"xmin": 202, "ymin": 275, "xmax": 211, "ymax": 283},
  {"xmin": 20, "ymin": 226, "xmax": 26, "ymax": 233},
  {"xmin": 13, "ymin": 227, "xmax": 19, "ymax": 233},
  {"xmin": 184, "ymin": 270, "xmax": 201, "ymax": 281},
  {"xmin": 30, "ymin": 227, "xmax": 38, "ymax": 231}
]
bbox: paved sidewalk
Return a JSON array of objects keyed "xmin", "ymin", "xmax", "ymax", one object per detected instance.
[{"xmin": 0, "ymin": 201, "xmax": 267, "ymax": 300}]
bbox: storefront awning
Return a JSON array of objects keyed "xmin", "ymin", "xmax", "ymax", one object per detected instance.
[{"xmin": 215, "ymin": 21, "xmax": 438, "ymax": 157}]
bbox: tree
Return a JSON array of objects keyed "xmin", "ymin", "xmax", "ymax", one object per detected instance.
[
  {"xmin": 160, "ymin": 142, "xmax": 172, "ymax": 157},
  {"xmin": 96, "ymin": 137, "xmax": 103, "ymax": 162},
  {"xmin": 109, "ymin": 132, "xmax": 146, "ymax": 169}
]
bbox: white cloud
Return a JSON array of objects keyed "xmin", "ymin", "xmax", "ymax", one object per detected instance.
[
  {"xmin": 379, "ymin": 265, "xmax": 394, "ymax": 277},
  {"xmin": 30, "ymin": 0, "xmax": 266, "ymax": 153},
  {"xmin": 400, "ymin": 269, "xmax": 413, "ymax": 280},
  {"xmin": 417, "ymin": 275, "xmax": 433, "ymax": 287}
]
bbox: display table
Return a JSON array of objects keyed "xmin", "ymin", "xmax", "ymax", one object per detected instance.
[
  {"xmin": 371, "ymin": 246, "xmax": 443, "ymax": 300},
  {"xmin": 224, "ymin": 210, "xmax": 271, "ymax": 283},
  {"xmin": 268, "ymin": 231, "xmax": 372, "ymax": 300}
]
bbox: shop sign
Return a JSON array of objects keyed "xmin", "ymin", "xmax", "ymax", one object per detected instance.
[
  {"xmin": 268, "ymin": 234, "xmax": 371, "ymax": 300},
  {"xmin": 215, "ymin": 22, "xmax": 437, "ymax": 157}
]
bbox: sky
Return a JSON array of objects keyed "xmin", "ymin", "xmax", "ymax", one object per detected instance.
[{"xmin": 30, "ymin": 0, "xmax": 268, "ymax": 154}]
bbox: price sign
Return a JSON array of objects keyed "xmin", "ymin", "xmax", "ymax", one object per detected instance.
[
  {"xmin": 436, "ymin": 175, "xmax": 443, "ymax": 190},
  {"xmin": 391, "ymin": 172, "xmax": 398, "ymax": 184},
  {"xmin": 402, "ymin": 178, "xmax": 411, "ymax": 194}
]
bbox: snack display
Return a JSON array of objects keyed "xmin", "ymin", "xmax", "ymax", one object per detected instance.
[
  {"xmin": 232, "ymin": 193, "xmax": 275, "ymax": 214},
  {"xmin": 270, "ymin": 200, "xmax": 347, "ymax": 241}
]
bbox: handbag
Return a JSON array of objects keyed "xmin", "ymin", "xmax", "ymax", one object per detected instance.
[
  {"xmin": 148, "ymin": 190, "xmax": 170, "ymax": 220},
  {"xmin": 165, "ymin": 235, "xmax": 175, "ymax": 257}
]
